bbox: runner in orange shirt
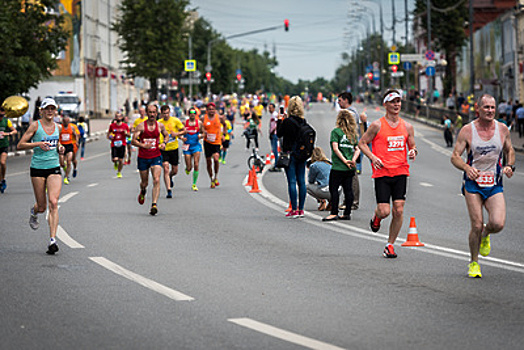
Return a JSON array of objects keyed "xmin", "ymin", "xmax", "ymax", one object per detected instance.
[
  {"xmin": 202, "ymin": 102, "xmax": 223, "ymax": 188},
  {"xmin": 59, "ymin": 115, "xmax": 80, "ymax": 184}
]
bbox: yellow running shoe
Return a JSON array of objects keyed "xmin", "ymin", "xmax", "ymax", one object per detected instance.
[
  {"xmin": 117, "ymin": 172, "xmax": 122, "ymax": 178},
  {"xmin": 468, "ymin": 261, "xmax": 482, "ymax": 278},
  {"xmin": 63, "ymin": 177, "xmax": 70, "ymax": 185},
  {"xmin": 479, "ymin": 234, "xmax": 491, "ymax": 257},
  {"xmin": 192, "ymin": 184, "xmax": 198, "ymax": 191}
]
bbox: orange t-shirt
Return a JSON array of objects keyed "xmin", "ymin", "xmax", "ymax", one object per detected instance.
[
  {"xmin": 60, "ymin": 124, "xmax": 78, "ymax": 145},
  {"xmin": 203, "ymin": 114, "xmax": 222, "ymax": 145},
  {"xmin": 371, "ymin": 117, "xmax": 410, "ymax": 178}
]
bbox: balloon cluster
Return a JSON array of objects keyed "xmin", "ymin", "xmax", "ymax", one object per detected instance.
[{"xmin": 1, "ymin": 96, "xmax": 29, "ymax": 119}]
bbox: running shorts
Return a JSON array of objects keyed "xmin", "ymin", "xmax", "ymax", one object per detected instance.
[
  {"xmin": 204, "ymin": 141, "xmax": 221, "ymax": 158},
  {"xmin": 462, "ymin": 179, "xmax": 503, "ymax": 201},
  {"xmin": 111, "ymin": 146, "xmax": 126, "ymax": 159},
  {"xmin": 30, "ymin": 167, "xmax": 61, "ymax": 178},
  {"xmin": 63, "ymin": 144, "xmax": 75, "ymax": 154},
  {"xmin": 160, "ymin": 149, "xmax": 179, "ymax": 166},
  {"xmin": 0, "ymin": 147, "xmax": 8, "ymax": 154},
  {"xmin": 374, "ymin": 175, "xmax": 408, "ymax": 203},
  {"xmin": 137, "ymin": 156, "xmax": 162, "ymax": 171}
]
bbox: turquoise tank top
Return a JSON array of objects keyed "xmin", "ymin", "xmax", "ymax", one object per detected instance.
[{"xmin": 31, "ymin": 121, "xmax": 60, "ymax": 169}]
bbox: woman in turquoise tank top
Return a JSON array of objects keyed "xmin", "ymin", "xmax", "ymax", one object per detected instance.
[{"xmin": 17, "ymin": 98, "xmax": 65, "ymax": 255}]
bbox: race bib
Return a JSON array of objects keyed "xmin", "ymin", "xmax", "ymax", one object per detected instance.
[
  {"xmin": 387, "ymin": 136, "xmax": 405, "ymax": 152},
  {"xmin": 114, "ymin": 140, "xmax": 123, "ymax": 147},
  {"xmin": 181, "ymin": 143, "xmax": 190, "ymax": 151},
  {"xmin": 144, "ymin": 138, "xmax": 156, "ymax": 149},
  {"xmin": 207, "ymin": 133, "xmax": 217, "ymax": 142},
  {"xmin": 476, "ymin": 171, "xmax": 495, "ymax": 187},
  {"xmin": 61, "ymin": 133, "xmax": 71, "ymax": 142},
  {"xmin": 167, "ymin": 135, "xmax": 176, "ymax": 144},
  {"xmin": 44, "ymin": 136, "xmax": 59, "ymax": 149}
]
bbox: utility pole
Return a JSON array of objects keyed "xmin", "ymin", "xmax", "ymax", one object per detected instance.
[
  {"xmin": 405, "ymin": 0, "xmax": 410, "ymax": 94},
  {"xmin": 427, "ymin": 0, "xmax": 432, "ymax": 105},
  {"xmin": 469, "ymin": 0, "xmax": 474, "ymax": 103},
  {"xmin": 392, "ymin": 0, "xmax": 396, "ymax": 45}
]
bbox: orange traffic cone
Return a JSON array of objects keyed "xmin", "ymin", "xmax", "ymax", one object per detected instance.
[
  {"xmin": 402, "ymin": 217, "xmax": 425, "ymax": 247},
  {"xmin": 246, "ymin": 166, "xmax": 254, "ymax": 186},
  {"xmin": 270, "ymin": 152, "xmax": 275, "ymax": 160},
  {"xmin": 265, "ymin": 154, "xmax": 271, "ymax": 165},
  {"xmin": 249, "ymin": 171, "xmax": 262, "ymax": 193},
  {"xmin": 285, "ymin": 201, "xmax": 292, "ymax": 212}
]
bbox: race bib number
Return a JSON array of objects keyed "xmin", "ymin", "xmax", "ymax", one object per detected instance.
[
  {"xmin": 207, "ymin": 133, "xmax": 217, "ymax": 142},
  {"xmin": 61, "ymin": 133, "xmax": 71, "ymax": 142},
  {"xmin": 114, "ymin": 140, "xmax": 123, "ymax": 147},
  {"xmin": 44, "ymin": 136, "xmax": 59, "ymax": 149},
  {"xmin": 387, "ymin": 136, "xmax": 405, "ymax": 152},
  {"xmin": 144, "ymin": 138, "xmax": 156, "ymax": 149},
  {"xmin": 181, "ymin": 143, "xmax": 190, "ymax": 151},
  {"xmin": 167, "ymin": 135, "xmax": 176, "ymax": 144},
  {"xmin": 476, "ymin": 171, "xmax": 495, "ymax": 187}
]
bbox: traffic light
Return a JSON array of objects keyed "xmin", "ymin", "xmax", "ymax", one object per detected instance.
[
  {"xmin": 236, "ymin": 73, "xmax": 242, "ymax": 81},
  {"xmin": 367, "ymin": 72, "xmax": 373, "ymax": 80},
  {"xmin": 205, "ymin": 72, "xmax": 211, "ymax": 81},
  {"xmin": 284, "ymin": 19, "xmax": 289, "ymax": 31},
  {"xmin": 391, "ymin": 65, "xmax": 398, "ymax": 73}
]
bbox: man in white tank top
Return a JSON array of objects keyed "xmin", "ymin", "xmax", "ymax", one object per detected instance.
[{"xmin": 451, "ymin": 94, "xmax": 515, "ymax": 278}]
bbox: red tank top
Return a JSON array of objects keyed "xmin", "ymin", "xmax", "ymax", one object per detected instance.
[
  {"xmin": 138, "ymin": 121, "xmax": 161, "ymax": 159},
  {"xmin": 185, "ymin": 118, "xmax": 200, "ymax": 135},
  {"xmin": 371, "ymin": 117, "xmax": 410, "ymax": 178}
]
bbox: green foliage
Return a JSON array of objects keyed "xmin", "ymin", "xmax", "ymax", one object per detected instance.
[{"xmin": 0, "ymin": 0, "xmax": 69, "ymax": 102}]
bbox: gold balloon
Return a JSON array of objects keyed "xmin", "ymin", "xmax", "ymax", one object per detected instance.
[{"xmin": 2, "ymin": 96, "xmax": 29, "ymax": 119}]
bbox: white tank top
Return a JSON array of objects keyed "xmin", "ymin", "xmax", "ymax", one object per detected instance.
[{"xmin": 467, "ymin": 121, "xmax": 503, "ymax": 187}]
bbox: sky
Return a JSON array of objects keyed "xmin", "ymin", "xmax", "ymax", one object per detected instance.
[{"xmin": 188, "ymin": 0, "xmax": 415, "ymax": 83}]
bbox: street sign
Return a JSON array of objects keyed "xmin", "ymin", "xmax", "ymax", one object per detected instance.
[
  {"xmin": 391, "ymin": 72, "xmax": 405, "ymax": 78},
  {"xmin": 180, "ymin": 78, "xmax": 201, "ymax": 85},
  {"xmin": 426, "ymin": 66, "xmax": 436, "ymax": 76},
  {"xmin": 403, "ymin": 62, "xmax": 412, "ymax": 70},
  {"xmin": 388, "ymin": 52, "xmax": 400, "ymax": 65},
  {"xmin": 205, "ymin": 64, "xmax": 212, "ymax": 72},
  {"xmin": 373, "ymin": 69, "xmax": 380, "ymax": 80},
  {"xmin": 184, "ymin": 60, "xmax": 196, "ymax": 72},
  {"xmin": 373, "ymin": 61, "xmax": 379, "ymax": 69},
  {"xmin": 425, "ymin": 50, "xmax": 435, "ymax": 61},
  {"xmin": 401, "ymin": 54, "xmax": 424, "ymax": 62},
  {"xmin": 426, "ymin": 60, "xmax": 436, "ymax": 67}
]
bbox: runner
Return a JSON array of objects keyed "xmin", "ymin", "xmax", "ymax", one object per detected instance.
[
  {"xmin": 451, "ymin": 94, "xmax": 515, "ymax": 278},
  {"xmin": 202, "ymin": 102, "xmax": 223, "ymax": 188},
  {"xmin": 77, "ymin": 116, "xmax": 88, "ymax": 160},
  {"xmin": 219, "ymin": 111, "xmax": 232, "ymax": 164},
  {"xmin": 0, "ymin": 106, "xmax": 18, "ymax": 193},
  {"xmin": 16, "ymin": 98, "xmax": 64, "ymax": 254},
  {"xmin": 59, "ymin": 115, "xmax": 80, "ymax": 184},
  {"xmin": 181, "ymin": 107, "xmax": 203, "ymax": 191},
  {"xmin": 131, "ymin": 104, "xmax": 170, "ymax": 215},
  {"xmin": 158, "ymin": 104, "xmax": 186, "ymax": 198},
  {"xmin": 107, "ymin": 111, "xmax": 130, "ymax": 178},
  {"xmin": 358, "ymin": 89, "xmax": 418, "ymax": 258}
]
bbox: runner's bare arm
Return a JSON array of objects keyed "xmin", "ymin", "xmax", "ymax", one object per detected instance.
[
  {"xmin": 131, "ymin": 123, "xmax": 144, "ymax": 148},
  {"xmin": 358, "ymin": 120, "xmax": 382, "ymax": 168},
  {"xmin": 501, "ymin": 124, "xmax": 515, "ymax": 178},
  {"xmin": 451, "ymin": 125, "xmax": 478, "ymax": 180},
  {"xmin": 405, "ymin": 122, "xmax": 417, "ymax": 160},
  {"xmin": 16, "ymin": 122, "xmax": 39, "ymax": 150}
]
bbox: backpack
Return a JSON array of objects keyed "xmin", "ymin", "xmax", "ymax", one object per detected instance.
[
  {"xmin": 289, "ymin": 117, "xmax": 316, "ymax": 161},
  {"xmin": 77, "ymin": 123, "xmax": 85, "ymax": 138}
]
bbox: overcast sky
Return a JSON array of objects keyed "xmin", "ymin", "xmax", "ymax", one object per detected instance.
[{"xmin": 188, "ymin": 0, "xmax": 415, "ymax": 83}]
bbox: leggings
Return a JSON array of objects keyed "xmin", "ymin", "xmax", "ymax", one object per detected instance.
[{"xmin": 329, "ymin": 169, "xmax": 354, "ymax": 216}]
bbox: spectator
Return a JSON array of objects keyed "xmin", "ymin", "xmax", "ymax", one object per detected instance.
[{"xmin": 307, "ymin": 147, "xmax": 332, "ymax": 211}]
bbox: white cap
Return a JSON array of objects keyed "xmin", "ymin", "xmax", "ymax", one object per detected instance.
[
  {"xmin": 383, "ymin": 91, "xmax": 402, "ymax": 104},
  {"xmin": 41, "ymin": 98, "xmax": 58, "ymax": 109}
]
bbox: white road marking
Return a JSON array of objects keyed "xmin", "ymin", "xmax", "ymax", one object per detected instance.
[
  {"xmin": 58, "ymin": 191, "xmax": 79, "ymax": 203},
  {"xmin": 57, "ymin": 225, "xmax": 85, "ymax": 249},
  {"xmin": 229, "ymin": 318, "xmax": 346, "ymax": 350},
  {"xmin": 87, "ymin": 183, "xmax": 99, "ymax": 187},
  {"xmin": 89, "ymin": 257, "xmax": 194, "ymax": 302},
  {"xmin": 249, "ymin": 171, "xmax": 524, "ymax": 274},
  {"xmin": 420, "ymin": 182, "xmax": 434, "ymax": 187}
]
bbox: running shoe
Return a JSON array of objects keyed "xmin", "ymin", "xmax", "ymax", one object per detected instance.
[
  {"xmin": 222, "ymin": 159, "xmax": 226, "ymax": 165},
  {"xmin": 370, "ymin": 215, "xmax": 381, "ymax": 232},
  {"xmin": 285, "ymin": 210, "xmax": 299, "ymax": 219},
  {"xmin": 480, "ymin": 234, "xmax": 491, "ymax": 257},
  {"xmin": 185, "ymin": 169, "xmax": 190, "ymax": 175},
  {"xmin": 29, "ymin": 207, "xmax": 39, "ymax": 230},
  {"xmin": 117, "ymin": 172, "xmax": 122, "ymax": 178},
  {"xmin": 63, "ymin": 177, "xmax": 70, "ymax": 185},
  {"xmin": 383, "ymin": 244, "xmax": 397, "ymax": 258},
  {"xmin": 214, "ymin": 179, "xmax": 220, "ymax": 187},
  {"xmin": 149, "ymin": 204, "xmax": 158, "ymax": 216},
  {"xmin": 81, "ymin": 157, "xmax": 84, "ymax": 160},
  {"xmin": 138, "ymin": 189, "xmax": 146, "ymax": 205},
  {"xmin": 73, "ymin": 169, "xmax": 77, "ymax": 178},
  {"xmin": 46, "ymin": 243, "xmax": 59, "ymax": 255},
  {"xmin": 297, "ymin": 210, "xmax": 305, "ymax": 218},
  {"xmin": 0, "ymin": 180, "xmax": 6, "ymax": 193},
  {"xmin": 468, "ymin": 261, "xmax": 482, "ymax": 278},
  {"xmin": 192, "ymin": 184, "xmax": 198, "ymax": 191},
  {"xmin": 166, "ymin": 190, "xmax": 172, "ymax": 198},
  {"xmin": 210, "ymin": 181, "xmax": 216, "ymax": 189}
]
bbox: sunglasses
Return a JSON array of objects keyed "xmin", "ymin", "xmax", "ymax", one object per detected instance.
[{"xmin": 189, "ymin": 110, "xmax": 196, "ymax": 114}]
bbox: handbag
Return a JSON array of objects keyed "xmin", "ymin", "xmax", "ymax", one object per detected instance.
[{"xmin": 276, "ymin": 151, "xmax": 291, "ymax": 168}]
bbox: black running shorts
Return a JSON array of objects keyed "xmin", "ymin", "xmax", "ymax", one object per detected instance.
[{"xmin": 374, "ymin": 175, "xmax": 408, "ymax": 203}]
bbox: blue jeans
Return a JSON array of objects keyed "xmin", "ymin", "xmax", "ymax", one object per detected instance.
[
  {"xmin": 285, "ymin": 156, "xmax": 307, "ymax": 211},
  {"xmin": 270, "ymin": 134, "xmax": 279, "ymax": 165}
]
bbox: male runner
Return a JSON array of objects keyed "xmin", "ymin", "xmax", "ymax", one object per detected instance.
[
  {"xmin": 132, "ymin": 104, "xmax": 170, "ymax": 215},
  {"xmin": 59, "ymin": 115, "xmax": 80, "ymax": 184},
  {"xmin": 107, "ymin": 112, "xmax": 130, "ymax": 178},
  {"xmin": 0, "ymin": 106, "xmax": 18, "ymax": 193},
  {"xmin": 451, "ymin": 94, "xmax": 515, "ymax": 278},
  {"xmin": 359, "ymin": 89, "xmax": 417, "ymax": 258},
  {"xmin": 17, "ymin": 98, "xmax": 64, "ymax": 254},
  {"xmin": 219, "ymin": 111, "xmax": 232, "ymax": 164},
  {"xmin": 202, "ymin": 102, "xmax": 223, "ymax": 188},
  {"xmin": 158, "ymin": 104, "xmax": 186, "ymax": 198}
]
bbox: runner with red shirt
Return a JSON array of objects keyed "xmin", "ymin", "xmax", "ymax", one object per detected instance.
[{"xmin": 107, "ymin": 112, "xmax": 130, "ymax": 178}]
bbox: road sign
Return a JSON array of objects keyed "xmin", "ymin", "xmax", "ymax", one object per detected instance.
[
  {"xmin": 425, "ymin": 50, "xmax": 435, "ymax": 61},
  {"xmin": 184, "ymin": 60, "xmax": 196, "ymax": 72},
  {"xmin": 205, "ymin": 64, "xmax": 212, "ymax": 72},
  {"xmin": 401, "ymin": 54, "xmax": 424, "ymax": 62},
  {"xmin": 388, "ymin": 52, "xmax": 400, "ymax": 65},
  {"xmin": 403, "ymin": 62, "xmax": 412, "ymax": 70},
  {"xmin": 373, "ymin": 61, "xmax": 379, "ymax": 69},
  {"xmin": 426, "ymin": 66, "xmax": 436, "ymax": 76},
  {"xmin": 373, "ymin": 69, "xmax": 380, "ymax": 80},
  {"xmin": 391, "ymin": 72, "xmax": 405, "ymax": 78},
  {"xmin": 180, "ymin": 78, "xmax": 201, "ymax": 85}
]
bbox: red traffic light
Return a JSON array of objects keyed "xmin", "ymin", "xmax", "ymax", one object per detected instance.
[
  {"xmin": 391, "ymin": 65, "xmax": 398, "ymax": 73},
  {"xmin": 367, "ymin": 72, "xmax": 373, "ymax": 80},
  {"xmin": 284, "ymin": 19, "xmax": 289, "ymax": 31},
  {"xmin": 205, "ymin": 72, "xmax": 211, "ymax": 81},
  {"xmin": 236, "ymin": 74, "xmax": 242, "ymax": 81}
]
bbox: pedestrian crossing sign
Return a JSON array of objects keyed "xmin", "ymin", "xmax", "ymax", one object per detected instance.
[
  {"xmin": 184, "ymin": 60, "xmax": 196, "ymax": 72},
  {"xmin": 388, "ymin": 52, "xmax": 400, "ymax": 65}
]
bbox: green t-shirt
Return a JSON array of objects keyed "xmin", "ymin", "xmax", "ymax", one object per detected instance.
[{"xmin": 330, "ymin": 127, "xmax": 358, "ymax": 172}]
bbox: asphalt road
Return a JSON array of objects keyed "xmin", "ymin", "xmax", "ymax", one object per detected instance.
[{"xmin": 1, "ymin": 103, "xmax": 523, "ymax": 350}]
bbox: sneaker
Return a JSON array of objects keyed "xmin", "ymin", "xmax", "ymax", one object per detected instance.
[
  {"xmin": 192, "ymin": 184, "xmax": 198, "ymax": 191},
  {"xmin": 149, "ymin": 204, "xmax": 158, "ymax": 216},
  {"xmin": 297, "ymin": 210, "xmax": 305, "ymax": 218},
  {"xmin": 222, "ymin": 159, "xmax": 226, "ymax": 165},
  {"xmin": 185, "ymin": 169, "xmax": 191, "ymax": 175},
  {"xmin": 166, "ymin": 190, "xmax": 172, "ymax": 198},
  {"xmin": 63, "ymin": 177, "xmax": 70, "ymax": 185},
  {"xmin": 480, "ymin": 234, "xmax": 491, "ymax": 257},
  {"xmin": 29, "ymin": 207, "xmax": 39, "ymax": 230},
  {"xmin": 383, "ymin": 244, "xmax": 397, "ymax": 258},
  {"xmin": 210, "ymin": 181, "xmax": 216, "ymax": 189},
  {"xmin": 468, "ymin": 261, "xmax": 482, "ymax": 278},
  {"xmin": 370, "ymin": 215, "xmax": 381, "ymax": 232},
  {"xmin": 117, "ymin": 172, "xmax": 122, "ymax": 178},
  {"xmin": 0, "ymin": 180, "xmax": 6, "ymax": 193},
  {"xmin": 138, "ymin": 189, "xmax": 146, "ymax": 205},
  {"xmin": 214, "ymin": 179, "xmax": 220, "ymax": 187},
  {"xmin": 73, "ymin": 169, "xmax": 77, "ymax": 178},
  {"xmin": 285, "ymin": 210, "xmax": 299, "ymax": 219},
  {"xmin": 46, "ymin": 243, "xmax": 59, "ymax": 255},
  {"xmin": 81, "ymin": 157, "xmax": 85, "ymax": 160}
]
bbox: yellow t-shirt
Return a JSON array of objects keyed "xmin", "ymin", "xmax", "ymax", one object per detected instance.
[
  {"xmin": 254, "ymin": 104, "xmax": 263, "ymax": 117},
  {"xmin": 159, "ymin": 117, "xmax": 184, "ymax": 151},
  {"xmin": 132, "ymin": 116, "xmax": 147, "ymax": 129},
  {"xmin": 223, "ymin": 120, "xmax": 232, "ymax": 141}
]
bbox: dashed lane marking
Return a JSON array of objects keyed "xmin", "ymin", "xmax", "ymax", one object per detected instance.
[
  {"xmin": 420, "ymin": 182, "xmax": 433, "ymax": 187},
  {"xmin": 57, "ymin": 225, "xmax": 85, "ymax": 249},
  {"xmin": 58, "ymin": 191, "xmax": 79, "ymax": 203}
]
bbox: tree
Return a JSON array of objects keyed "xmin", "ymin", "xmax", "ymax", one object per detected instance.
[
  {"xmin": 0, "ymin": 0, "xmax": 69, "ymax": 102},
  {"xmin": 112, "ymin": 0, "xmax": 189, "ymax": 101}
]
